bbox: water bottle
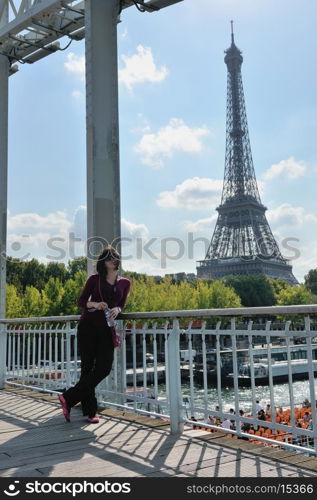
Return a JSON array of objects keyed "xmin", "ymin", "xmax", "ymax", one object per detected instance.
[{"xmin": 104, "ymin": 308, "xmax": 115, "ymax": 327}]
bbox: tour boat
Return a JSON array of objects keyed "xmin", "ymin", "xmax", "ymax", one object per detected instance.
[{"xmin": 227, "ymin": 358, "xmax": 317, "ymax": 385}]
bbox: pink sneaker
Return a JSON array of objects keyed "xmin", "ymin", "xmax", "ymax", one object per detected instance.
[
  {"xmin": 87, "ymin": 416, "xmax": 99, "ymax": 424},
  {"xmin": 58, "ymin": 394, "xmax": 71, "ymax": 422}
]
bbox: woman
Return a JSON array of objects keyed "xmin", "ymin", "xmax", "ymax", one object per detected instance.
[{"xmin": 58, "ymin": 245, "xmax": 131, "ymax": 424}]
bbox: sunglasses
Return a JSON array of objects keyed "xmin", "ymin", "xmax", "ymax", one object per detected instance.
[{"xmin": 104, "ymin": 255, "xmax": 120, "ymax": 262}]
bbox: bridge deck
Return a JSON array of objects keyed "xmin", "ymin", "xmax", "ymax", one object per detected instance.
[{"xmin": 1, "ymin": 387, "xmax": 317, "ymax": 478}]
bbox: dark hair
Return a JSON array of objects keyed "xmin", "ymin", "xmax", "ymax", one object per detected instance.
[{"xmin": 96, "ymin": 245, "xmax": 120, "ymax": 278}]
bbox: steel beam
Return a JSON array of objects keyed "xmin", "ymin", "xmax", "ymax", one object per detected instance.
[
  {"xmin": 85, "ymin": 0, "xmax": 121, "ymax": 271},
  {"xmin": 0, "ymin": 0, "xmax": 65, "ymax": 38},
  {"xmin": 0, "ymin": 0, "xmax": 182, "ymax": 67},
  {"xmin": 0, "ymin": 0, "xmax": 9, "ymax": 389}
]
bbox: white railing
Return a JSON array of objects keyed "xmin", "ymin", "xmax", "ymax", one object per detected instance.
[{"xmin": 1, "ymin": 304, "xmax": 317, "ymax": 455}]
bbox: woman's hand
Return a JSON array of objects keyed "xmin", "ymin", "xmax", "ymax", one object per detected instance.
[
  {"xmin": 87, "ymin": 301, "xmax": 108, "ymax": 311},
  {"xmin": 97, "ymin": 302, "xmax": 108, "ymax": 311},
  {"xmin": 109, "ymin": 307, "xmax": 121, "ymax": 319}
]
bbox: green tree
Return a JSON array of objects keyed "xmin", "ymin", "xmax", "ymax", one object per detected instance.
[
  {"xmin": 61, "ymin": 279, "xmax": 79, "ymax": 315},
  {"xmin": 270, "ymin": 278, "xmax": 290, "ymax": 298},
  {"xmin": 195, "ymin": 280, "xmax": 212, "ymax": 309},
  {"xmin": 44, "ymin": 277, "xmax": 65, "ymax": 315},
  {"xmin": 21, "ymin": 286, "xmax": 47, "ymax": 317},
  {"xmin": 6, "ymin": 284, "xmax": 22, "ymax": 318},
  {"xmin": 45, "ymin": 262, "xmax": 69, "ymax": 283},
  {"xmin": 175, "ymin": 281, "xmax": 198, "ymax": 310},
  {"xmin": 208, "ymin": 280, "xmax": 241, "ymax": 308},
  {"xmin": 140, "ymin": 276, "xmax": 159, "ymax": 311},
  {"xmin": 22, "ymin": 259, "xmax": 46, "ymax": 290},
  {"xmin": 6, "ymin": 257, "xmax": 25, "ymax": 293},
  {"xmin": 276, "ymin": 285, "xmax": 313, "ymax": 306},
  {"xmin": 223, "ymin": 274, "xmax": 276, "ymax": 307},
  {"xmin": 304, "ymin": 269, "xmax": 317, "ymax": 295},
  {"xmin": 73, "ymin": 270, "xmax": 87, "ymax": 291},
  {"xmin": 68, "ymin": 257, "xmax": 87, "ymax": 278},
  {"xmin": 124, "ymin": 277, "xmax": 148, "ymax": 312},
  {"xmin": 155, "ymin": 277, "xmax": 179, "ymax": 311},
  {"xmin": 123, "ymin": 276, "xmax": 241, "ymax": 313}
]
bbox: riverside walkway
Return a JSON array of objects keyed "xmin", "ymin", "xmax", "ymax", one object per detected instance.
[{"xmin": 1, "ymin": 387, "xmax": 317, "ymax": 478}]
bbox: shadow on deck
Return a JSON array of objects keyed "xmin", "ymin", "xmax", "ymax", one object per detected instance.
[{"xmin": 1, "ymin": 387, "xmax": 317, "ymax": 478}]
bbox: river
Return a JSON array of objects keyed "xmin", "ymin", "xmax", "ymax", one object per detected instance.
[{"xmin": 157, "ymin": 378, "xmax": 317, "ymax": 415}]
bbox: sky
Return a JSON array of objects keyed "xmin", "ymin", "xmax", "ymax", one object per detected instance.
[{"xmin": 6, "ymin": 0, "xmax": 317, "ymax": 282}]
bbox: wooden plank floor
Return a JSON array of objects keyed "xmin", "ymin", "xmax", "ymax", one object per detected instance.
[{"xmin": 0, "ymin": 387, "xmax": 317, "ymax": 478}]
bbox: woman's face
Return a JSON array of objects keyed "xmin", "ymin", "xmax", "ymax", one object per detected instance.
[{"xmin": 105, "ymin": 257, "xmax": 119, "ymax": 271}]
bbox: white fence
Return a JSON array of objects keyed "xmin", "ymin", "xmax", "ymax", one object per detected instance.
[{"xmin": 1, "ymin": 304, "xmax": 317, "ymax": 455}]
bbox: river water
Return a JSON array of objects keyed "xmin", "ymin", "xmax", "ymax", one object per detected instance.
[{"xmin": 158, "ymin": 378, "xmax": 317, "ymax": 415}]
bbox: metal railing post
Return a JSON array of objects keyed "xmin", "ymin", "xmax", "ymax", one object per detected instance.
[
  {"xmin": 117, "ymin": 319, "xmax": 126, "ymax": 406},
  {"xmin": 0, "ymin": 321, "xmax": 6, "ymax": 389},
  {"xmin": 65, "ymin": 321, "xmax": 71, "ymax": 388},
  {"xmin": 305, "ymin": 316, "xmax": 317, "ymax": 454},
  {"xmin": 167, "ymin": 319, "xmax": 184, "ymax": 434}
]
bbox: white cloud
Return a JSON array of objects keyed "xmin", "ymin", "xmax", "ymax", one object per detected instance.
[
  {"xmin": 7, "ymin": 210, "xmax": 72, "ymax": 232},
  {"xmin": 7, "ymin": 210, "xmax": 74, "ymax": 261},
  {"xmin": 157, "ymin": 177, "xmax": 222, "ymax": 210},
  {"xmin": 64, "ymin": 45, "xmax": 167, "ymax": 90},
  {"xmin": 65, "ymin": 46, "xmax": 167, "ymax": 96},
  {"xmin": 7, "ymin": 208, "xmax": 154, "ymax": 263},
  {"xmin": 70, "ymin": 207, "xmax": 149, "ymax": 241},
  {"xmin": 7, "ymin": 231, "xmax": 71, "ymax": 261},
  {"xmin": 135, "ymin": 118, "xmax": 210, "ymax": 168},
  {"xmin": 119, "ymin": 45, "xmax": 168, "ymax": 90},
  {"xmin": 263, "ymin": 157, "xmax": 306, "ymax": 180},
  {"xmin": 121, "ymin": 218, "xmax": 150, "ymax": 239},
  {"xmin": 184, "ymin": 214, "xmax": 218, "ymax": 232},
  {"xmin": 64, "ymin": 53, "xmax": 85, "ymax": 80},
  {"xmin": 293, "ymin": 252, "xmax": 317, "ymax": 282},
  {"xmin": 71, "ymin": 206, "xmax": 87, "ymax": 240},
  {"xmin": 7, "ymin": 232, "xmax": 53, "ymax": 248},
  {"xmin": 267, "ymin": 203, "xmax": 317, "ymax": 229}
]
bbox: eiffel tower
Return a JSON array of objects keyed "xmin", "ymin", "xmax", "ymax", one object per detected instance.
[{"xmin": 197, "ymin": 24, "xmax": 298, "ymax": 285}]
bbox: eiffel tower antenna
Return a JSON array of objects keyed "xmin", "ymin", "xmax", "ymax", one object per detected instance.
[
  {"xmin": 231, "ymin": 20, "xmax": 234, "ymax": 43},
  {"xmin": 197, "ymin": 27, "xmax": 298, "ymax": 284}
]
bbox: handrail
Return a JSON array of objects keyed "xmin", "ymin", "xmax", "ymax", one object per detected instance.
[
  {"xmin": 2, "ymin": 306, "xmax": 317, "ymax": 452},
  {"xmin": 0, "ymin": 304, "xmax": 317, "ymax": 323}
]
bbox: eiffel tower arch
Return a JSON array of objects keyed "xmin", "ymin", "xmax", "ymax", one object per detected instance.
[{"xmin": 197, "ymin": 25, "xmax": 298, "ymax": 285}]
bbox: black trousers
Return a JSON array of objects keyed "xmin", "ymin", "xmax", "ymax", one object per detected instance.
[{"xmin": 63, "ymin": 320, "xmax": 114, "ymax": 417}]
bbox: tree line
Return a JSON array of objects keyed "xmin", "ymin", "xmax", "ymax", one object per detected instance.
[{"xmin": 4, "ymin": 256, "xmax": 317, "ymax": 318}]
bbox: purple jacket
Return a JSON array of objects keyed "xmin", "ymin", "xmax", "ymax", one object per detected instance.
[{"xmin": 78, "ymin": 274, "xmax": 131, "ymax": 327}]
